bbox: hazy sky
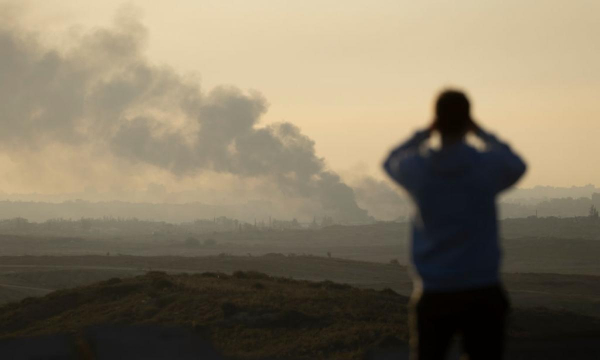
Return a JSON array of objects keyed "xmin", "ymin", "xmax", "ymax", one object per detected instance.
[{"xmin": 3, "ymin": 0, "xmax": 600, "ymax": 191}]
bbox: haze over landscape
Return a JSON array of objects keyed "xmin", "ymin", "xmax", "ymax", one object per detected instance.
[
  {"xmin": 0, "ymin": 1, "xmax": 599, "ymax": 223},
  {"xmin": 1, "ymin": 1, "xmax": 600, "ymax": 359}
]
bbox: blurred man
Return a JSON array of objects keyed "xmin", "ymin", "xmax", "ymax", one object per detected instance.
[{"xmin": 383, "ymin": 89, "xmax": 526, "ymax": 360}]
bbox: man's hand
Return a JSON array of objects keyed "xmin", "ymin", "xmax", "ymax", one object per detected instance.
[{"xmin": 468, "ymin": 118, "xmax": 483, "ymax": 135}]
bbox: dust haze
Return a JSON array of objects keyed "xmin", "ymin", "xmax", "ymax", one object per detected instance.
[
  {"xmin": 1, "ymin": 5, "xmax": 600, "ymax": 359},
  {"xmin": 0, "ymin": 7, "xmax": 388, "ymax": 223}
]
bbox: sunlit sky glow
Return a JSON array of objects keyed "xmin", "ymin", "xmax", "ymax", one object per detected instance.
[{"xmin": 4, "ymin": 0, "xmax": 600, "ymax": 190}]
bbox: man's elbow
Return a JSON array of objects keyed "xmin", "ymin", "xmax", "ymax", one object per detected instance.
[
  {"xmin": 507, "ymin": 158, "xmax": 527, "ymax": 186},
  {"xmin": 383, "ymin": 160, "xmax": 392, "ymax": 176},
  {"xmin": 381, "ymin": 158, "xmax": 403, "ymax": 185},
  {"xmin": 383, "ymin": 154, "xmax": 397, "ymax": 178},
  {"xmin": 515, "ymin": 158, "xmax": 527, "ymax": 178}
]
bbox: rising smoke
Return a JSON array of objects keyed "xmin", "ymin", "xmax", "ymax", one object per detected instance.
[{"xmin": 0, "ymin": 9, "xmax": 371, "ymax": 223}]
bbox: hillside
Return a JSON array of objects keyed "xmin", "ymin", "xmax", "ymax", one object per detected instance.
[
  {"xmin": 2, "ymin": 254, "xmax": 600, "ymax": 320},
  {"xmin": 0, "ymin": 271, "xmax": 408, "ymax": 359},
  {"xmin": 1, "ymin": 271, "xmax": 600, "ymax": 359}
]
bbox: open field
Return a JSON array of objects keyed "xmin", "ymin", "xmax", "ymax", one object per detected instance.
[
  {"xmin": 1, "ymin": 222, "xmax": 599, "ymax": 358},
  {"xmin": 1, "ymin": 255, "xmax": 600, "ymax": 320},
  {"xmin": 1, "ymin": 223, "xmax": 600, "ymax": 275}
]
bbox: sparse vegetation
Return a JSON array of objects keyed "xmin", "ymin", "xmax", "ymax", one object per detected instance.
[
  {"xmin": 0, "ymin": 272, "xmax": 409, "ymax": 359},
  {"xmin": 0, "ymin": 255, "xmax": 599, "ymax": 358},
  {"xmin": 1, "ymin": 270, "xmax": 598, "ymax": 359}
]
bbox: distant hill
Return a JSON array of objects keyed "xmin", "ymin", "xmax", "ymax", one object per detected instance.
[{"xmin": 503, "ymin": 185, "xmax": 599, "ymax": 202}]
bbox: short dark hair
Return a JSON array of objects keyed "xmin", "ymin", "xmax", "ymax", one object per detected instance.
[{"xmin": 435, "ymin": 89, "xmax": 471, "ymax": 136}]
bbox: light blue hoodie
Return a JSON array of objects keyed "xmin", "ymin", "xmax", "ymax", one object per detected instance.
[{"xmin": 384, "ymin": 129, "xmax": 526, "ymax": 292}]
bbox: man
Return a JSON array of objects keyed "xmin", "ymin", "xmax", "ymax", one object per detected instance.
[{"xmin": 383, "ymin": 89, "xmax": 526, "ymax": 359}]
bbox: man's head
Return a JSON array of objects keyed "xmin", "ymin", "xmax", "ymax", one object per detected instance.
[{"xmin": 434, "ymin": 89, "xmax": 472, "ymax": 137}]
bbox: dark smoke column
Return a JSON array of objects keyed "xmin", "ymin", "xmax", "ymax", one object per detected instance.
[{"xmin": 0, "ymin": 10, "xmax": 371, "ymax": 224}]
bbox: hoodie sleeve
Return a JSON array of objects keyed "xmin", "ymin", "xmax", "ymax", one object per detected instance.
[
  {"xmin": 477, "ymin": 130, "xmax": 527, "ymax": 194},
  {"xmin": 383, "ymin": 130, "xmax": 430, "ymax": 193}
]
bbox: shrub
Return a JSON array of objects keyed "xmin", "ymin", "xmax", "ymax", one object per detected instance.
[
  {"xmin": 200, "ymin": 272, "xmax": 227, "ymax": 279},
  {"xmin": 221, "ymin": 302, "xmax": 239, "ymax": 318},
  {"xmin": 203, "ymin": 238, "xmax": 217, "ymax": 247},
  {"xmin": 184, "ymin": 237, "xmax": 200, "ymax": 247},
  {"xmin": 233, "ymin": 271, "xmax": 271, "ymax": 280},
  {"xmin": 102, "ymin": 278, "xmax": 122, "ymax": 285},
  {"xmin": 310, "ymin": 280, "xmax": 351, "ymax": 290},
  {"xmin": 379, "ymin": 288, "xmax": 400, "ymax": 296}
]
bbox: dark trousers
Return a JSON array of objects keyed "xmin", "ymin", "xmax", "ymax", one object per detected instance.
[{"xmin": 408, "ymin": 284, "xmax": 510, "ymax": 360}]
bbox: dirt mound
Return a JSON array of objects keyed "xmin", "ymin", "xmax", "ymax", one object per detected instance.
[
  {"xmin": 1, "ymin": 270, "xmax": 600, "ymax": 359},
  {"xmin": 0, "ymin": 271, "xmax": 409, "ymax": 359}
]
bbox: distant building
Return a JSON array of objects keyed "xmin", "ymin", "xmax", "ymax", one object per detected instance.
[
  {"xmin": 590, "ymin": 205, "xmax": 599, "ymax": 219},
  {"xmin": 592, "ymin": 193, "xmax": 600, "ymax": 206}
]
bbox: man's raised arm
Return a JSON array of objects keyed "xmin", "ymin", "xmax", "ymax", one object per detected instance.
[
  {"xmin": 474, "ymin": 127, "xmax": 527, "ymax": 193},
  {"xmin": 383, "ymin": 129, "xmax": 431, "ymax": 191}
]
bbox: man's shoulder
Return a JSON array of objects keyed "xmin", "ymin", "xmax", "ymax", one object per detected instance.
[{"xmin": 404, "ymin": 151, "xmax": 429, "ymax": 167}]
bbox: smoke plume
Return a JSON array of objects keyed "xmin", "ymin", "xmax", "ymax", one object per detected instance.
[{"xmin": 0, "ymin": 10, "xmax": 370, "ymax": 222}]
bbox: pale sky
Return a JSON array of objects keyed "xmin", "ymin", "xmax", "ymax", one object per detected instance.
[{"xmin": 4, "ymin": 0, "xmax": 600, "ymax": 189}]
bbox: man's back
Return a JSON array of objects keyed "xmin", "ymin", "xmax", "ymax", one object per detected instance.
[
  {"xmin": 383, "ymin": 89, "xmax": 526, "ymax": 359},
  {"xmin": 406, "ymin": 138, "xmax": 526, "ymax": 291},
  {"xmin": 385, "ymin": 130, "xmax": 525, "ymax": 291}
]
